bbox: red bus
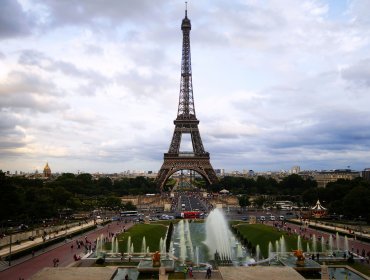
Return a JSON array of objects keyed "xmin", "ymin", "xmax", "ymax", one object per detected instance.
[{"xmin": 181, "ymin": 211, "xmax": 201, "ymax": 219}]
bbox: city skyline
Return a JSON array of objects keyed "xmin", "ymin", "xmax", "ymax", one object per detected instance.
[{"xmin": 1, "ymin": 0, "xmax": 370, "ymax": 173}]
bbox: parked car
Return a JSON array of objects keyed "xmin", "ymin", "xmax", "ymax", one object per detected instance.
[
  {"xmin": 259, "ymin": 216, "xmax": 266, "ymax": 221},
  {"xmin": 270, "ymin": 215, "xmax": 275, "ymax": 221}
]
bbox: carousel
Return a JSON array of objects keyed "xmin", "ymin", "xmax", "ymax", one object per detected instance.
[{"xmin": 311, "ymin": 199, "xmax": 327, "ymax": 218}]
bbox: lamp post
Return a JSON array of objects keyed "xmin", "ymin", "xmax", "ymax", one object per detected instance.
[{"xmin": 8, "ymin": 226, "xmax": 12, "ymax": 266}]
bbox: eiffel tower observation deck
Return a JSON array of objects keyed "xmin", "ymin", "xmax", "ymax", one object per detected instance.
[{"xmin": 156, "ymin": 5, "xmax": 218, "ymax": 191}]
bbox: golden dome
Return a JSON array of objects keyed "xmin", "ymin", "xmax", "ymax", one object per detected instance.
[
  {"xmin": 43, "ymin": 162, "xmax": 51, "ymax": 178},
  {"xmin": 44, "ymin": 162, "xmax": 51, "ymax": 171}
]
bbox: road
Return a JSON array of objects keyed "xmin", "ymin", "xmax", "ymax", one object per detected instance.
[
  {"xmin": 178, "ymin": 194, "xmax": 208, "ymax": 212},
  {"xmin": 0, "ymin": 221, "xmax": 132, "ymax": 280}
]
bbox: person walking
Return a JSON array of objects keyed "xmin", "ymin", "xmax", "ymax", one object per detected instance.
[
  {"xmin": 206, "ymin": 266, "xmax": 212, "ymax": 279},
  {"xmin": 188, "ymin": 266, "xmax": 193, "ymax": 278},
  {"xmin": 183, "ymin": 266, "xmax": 188, "ymax": 278}
]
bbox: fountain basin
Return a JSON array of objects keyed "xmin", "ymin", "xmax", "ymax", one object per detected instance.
[{"xmin": 279, "ymin": 254, "xmax": 321, "ymax": 272}]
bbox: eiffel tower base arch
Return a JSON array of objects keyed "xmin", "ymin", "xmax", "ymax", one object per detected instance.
[{"xmin": 157, "ymin": 155, "xmax": 218, "ymax": 191}]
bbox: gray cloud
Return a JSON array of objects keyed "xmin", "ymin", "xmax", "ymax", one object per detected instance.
[
  {"xmin": 0, "ymin": 71, "xmax": 68, "ymax": 112},
  {"xmin": 32, "ymin": 0, "xmax": 168, "ymax": 28},
  {"xmin": 18, "ymin": 49, "xmax": 110, "ymax": 95},
  {"xmin": 84, "ymin": 44, "xmax": 104, "ymax": 56},
  {"xmin": 341, "ymin": 58, "xmax": 370, "ymax": 87},
  {"xmin": 0, "ymin": 111, "xmax": 28, "ymax": 154},
  {"xmin": 0, "ymin": 0, "xmax": 33, "ymax": 38}
]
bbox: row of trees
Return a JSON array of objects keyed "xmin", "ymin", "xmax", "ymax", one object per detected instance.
[
  {"xmin": 0, "ymin": 171, "xmax": 157, "ymax": 224},
  {"xmin": 212, "ymin": 174, "xmax": 317, "ymax": 196},
  {"xmin": 228, "ymin": 175, "xmax": 370, "ymax": 222},
  {"xmin": 1, "ymin": 170, "xmax": 369, "ymax": 224}
]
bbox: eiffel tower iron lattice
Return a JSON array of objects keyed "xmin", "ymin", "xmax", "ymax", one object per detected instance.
[{"xmin": 156, "ymin": 7, "xmax": 218, "ymax": 191}]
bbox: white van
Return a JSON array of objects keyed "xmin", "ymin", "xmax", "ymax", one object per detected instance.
[
  {"xmin": 259, "ymin": 216, "xmax": 266, "ymax": 221},
  {"xmin": 270, "ymin": 215, "xmax": 275, "ymax": 221}
]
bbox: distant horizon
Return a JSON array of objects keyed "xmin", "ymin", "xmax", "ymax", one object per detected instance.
[
  {"xmin": 2, "ymin": 164, "xmax": 367, "ymax": 175},
  {"xmin": 1, "ymin": 1, "xmax": 370, "ymax": 173}
]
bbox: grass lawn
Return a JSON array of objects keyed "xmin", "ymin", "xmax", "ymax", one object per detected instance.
[
  {"xmin": 235, "ymin": 224, "xmax": 310, "ymax": 258},
  {"xmin": 105, "ymin": 224, "xmax": 168, "ymax": 253},
  {"xmin": 150, "ymin": 220, "xmax": 179, "ymax": 226}
]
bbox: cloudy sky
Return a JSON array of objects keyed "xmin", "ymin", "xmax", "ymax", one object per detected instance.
[{"xmin": 1, "ymin": 0, "xmax": 370, "ymax": 174}]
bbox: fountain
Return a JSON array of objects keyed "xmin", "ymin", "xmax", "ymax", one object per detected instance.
[
  {"xmin": 312, "ymin": 234, "xmax": 317, "ymax": 253},
  {"xmin": 256, "ymin": 245, "xmax": 260, "ymax": 262},
  {"xmin": 268, "ymin": 242, "xmax": 273, "ymax": 259},
  {"xmin": 184, "ymin": 220, "xmax": 194, "ymax": 260},
  {"xmin": 297, "ymin": 235, "xmax": 302, "ymax": 251},
  {"xmin": 321, "ymin": 236, "xmax": 325, "ymax": 253},
  {"xmin": 170, "ymin": 208, "xmax": 255, "ymax": 266},
  {"xmin": 344, "ymin": 236, "xmax": 349, "ymax": 253},
  {"xmin": 111, "ymin": 236, "xmax": 119, "ymax": 254},
  {"xmin": 236, "ymin": 244, "xmax": 243, "ymax": 259},
  {"xmin": 178, "ymin": 220, "xmax": 187, "ymax": 262},
  {"xmin": 95, "ymin": 234, "xmax": 104, "ymax": 257},
  {"xmin": 127, "ymin": 236, "xmax": 132, "ymax": 255},
  {"xmin": 328, "ymin": 235, "xmax": 333, "ymax": 254},
  {"xmin": 280, "ymin": 236, "xmax": 286, "ymax": 255},
  {"xmin": 168, "ymin": 242, "xmax": 174, "ymax": 258},
  {"xmin": 141, "ymin": 237, "xmax": 147, "ymax": 254},
  {"xmin": 336, "ymin": 232, "xmax": 340, "ymax": 251},
  {"xmin": 275, "ymin": 240, "xmax": 279, "ymax": 255},
  {"xmin": 195, "ymin": 246, "xmax": 199, "ymax": 267},
  {"xmin": 204, "ymin": 208, "xmax": 233, "ymax": 261},
  {"xmin": 159, "ymin": 238, "xmax": 163, "ymax": 253},
  {"xmin": 306, "ymin": 243, "xmax": 311, "ymax": 253}
]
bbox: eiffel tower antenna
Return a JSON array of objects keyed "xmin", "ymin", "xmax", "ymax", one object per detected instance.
[{"xmin": 156, "ymin": 6, "xmax": 218, "ymax": 191}]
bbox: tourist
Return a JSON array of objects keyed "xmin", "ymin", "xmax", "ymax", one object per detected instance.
[
  {"xmin": 206, "ymin": 266, "xmax": 212, "ymax": 279},
  {"xmin": 188, "ymin": 266, "xmax": 193, "ymax": 278},
  {"xmin": 183, "ymin": 266, "xmax": 188, "ymax": 277},
  {"xmin": 125, "ymin": 274, "xmax": 129, "ymax": 280}
]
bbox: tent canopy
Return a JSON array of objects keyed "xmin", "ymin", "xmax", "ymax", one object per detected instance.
[{"xmin": 311, "ymin": 199, "xmax": 326, "ymax": 210}]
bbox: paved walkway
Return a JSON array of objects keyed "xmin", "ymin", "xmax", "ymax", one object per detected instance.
[
  {"xmin": 292, "ymin": 219, "xmax": 370, "ymax": 240},
  {"xmin": 0, "ymin": 220, "xmax": 97, "ymax": 261},
  {"xmin": 266, "ymin": 220, "xmax": 370, "ymax": 262},
  {"xmin": 0, "ymin": 220, "xmax": 132, "ymax": 280}
]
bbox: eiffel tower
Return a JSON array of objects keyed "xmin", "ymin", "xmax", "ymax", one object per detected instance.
[{"xmin": 156, "ymin": 6, "xmax": 218, "ymax": 191}]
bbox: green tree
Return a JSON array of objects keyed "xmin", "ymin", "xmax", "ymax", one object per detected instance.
[
  {"xmin": 238, "ymin": 195, "xmax": 250, "ymax": 212},
  {"xmin": 123, "ymin": 201, "xmax": 137, "ymax": 211},
  {"xmin": 343, "ymin": 186, "xmax": 370, "ymax": 220},
  {"xmin": 254, "ymin": 196, "xmax": 266, "ymax": 209}
]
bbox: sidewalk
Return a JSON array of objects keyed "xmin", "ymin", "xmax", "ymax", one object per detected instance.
[
  {"xmin": 291, "ymin": 219, "xmax": 370, "ymax": 241},
  {"xmin": 0, "ymin": 220, "xmax": 97, "ymax": 260}
]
